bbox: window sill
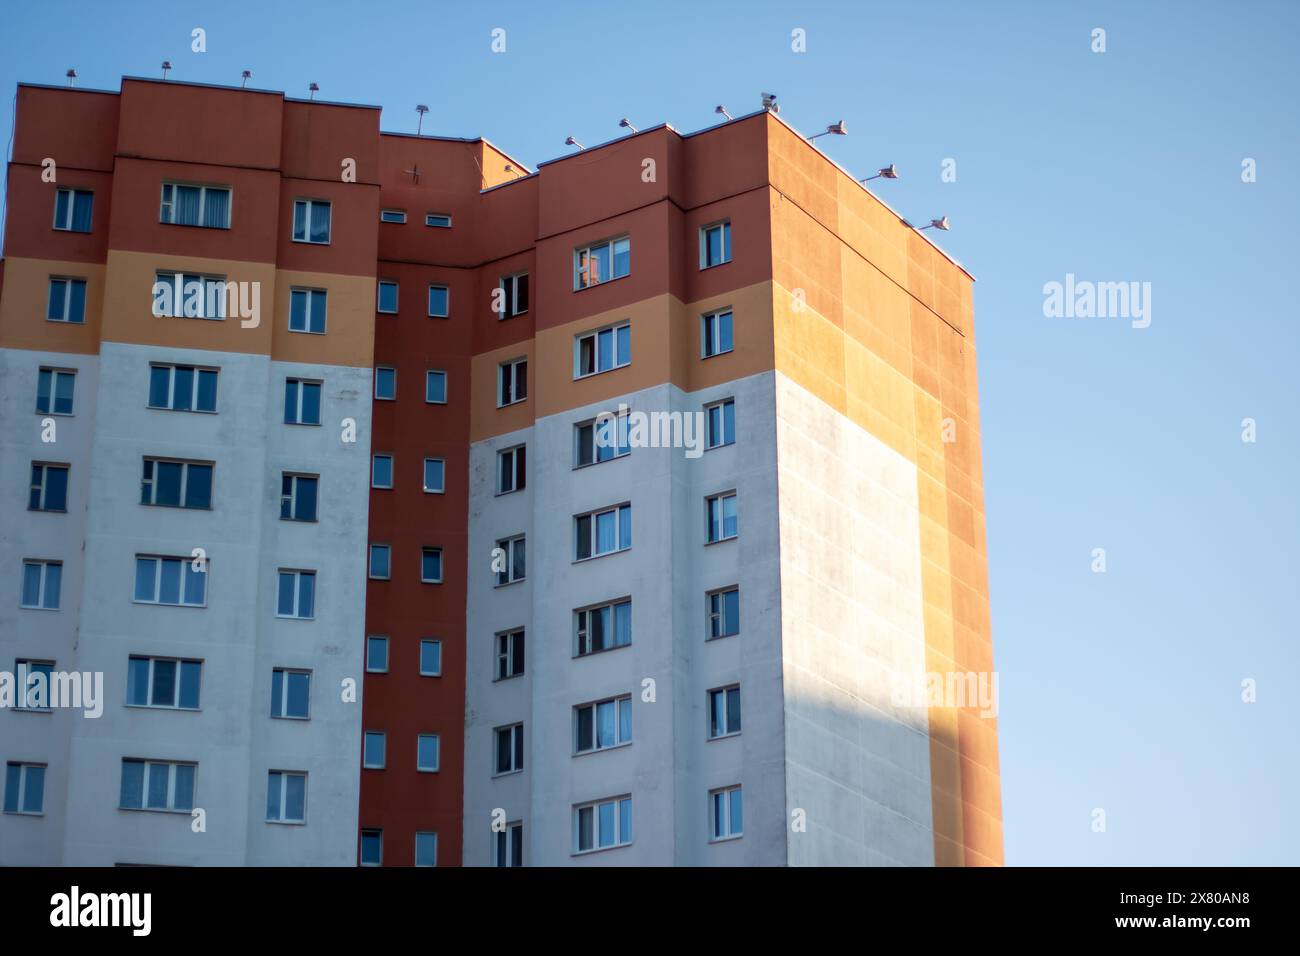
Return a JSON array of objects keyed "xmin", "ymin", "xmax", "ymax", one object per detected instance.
[
  {"xmin": 705, "ymin": 535, "xmax": 738, "ymax": 547},
  {"xmin": 161, "ymin": 222, "xmax": 231, "ymax": 231},
  {"xmin": 705, "ymin": 440, "xmax": 736, "ymax": 452},
  {"xmin": 497, "ymin": 399, "xmax": 528, "ymax": 409},
  {"xmin": 34, "ymin": 411, "xmax": 74, "ymax": 418},
  {"xmin": 492, "ymin": 768, "xmax": 524, "ymax": 779},
  {"xmin": 493, "ymin": 578, "xmax": 525, "ymax": 589},
  {"xmin": 125, "ymin": 704, "xmax": 201, "ymax": 713},
  {"xmin": 266, "ymin": 819, "xmax": 307, "ymax": 826},
  {"xmin": 708, "ymin": 731, "xmax": 741, "ymax": 742},
  {"xmin": 709, "ymin": 834, "xmax": 743, "ymax": 844},
  {"xmin": 291, "ymin": 239, "xmax": 331, "ymax": 246},
  {"xmin": 571, "ymin": 841, "xmax": 633, "ymax": 857},
  {"xmin": 702, "ymin": 348, "xmax": 735, "ymax": 360},
  {"xmin": 148, "ymin": 406, "xmax": 218, "ymax": 415},
  {"xmin": 19, "ymin": 605, "xmax": 59, "ymax": 612},
  {"xmin": 572, "ymin": 273, "xmax": 631, "ymax": 293},
  {"xmin": 288, "ymin": 328, "xmax": 328, "ymax": 336},
  {"xmin": 573, "ymin": 740, "xmax": 632, "ymax": 758},
  {"xmin": 118, "ymin": 807, "xmax": 193, "ymax": 815},
  {"xmin": 572, "ymin": 547, "xmax": 631, "ymax": 565},
  {"xmin": 573, "ymin": 364, "xmax": 631, "ymax": 382},
  {"xmin": 3, "ymin": 810, "xmax": 46, "ymax": 817},
  {"xmin": 700, "ymin": 259, "xmax": 733, "ymax": 271}
]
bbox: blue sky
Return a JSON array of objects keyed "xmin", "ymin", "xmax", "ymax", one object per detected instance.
[{"xmin": 2, "ymin": 0, "xmax": 1296, "ymax": 865}]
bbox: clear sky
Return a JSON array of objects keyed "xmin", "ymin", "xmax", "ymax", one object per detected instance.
[{"xmin": 2, "ymin": 0, "xmax": 1295, "ymax": 865}]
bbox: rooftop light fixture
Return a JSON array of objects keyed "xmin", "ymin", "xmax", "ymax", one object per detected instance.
[
  {"xmin": 308, "ymin": 82, "xmax": 319, "ymax": 100},
  {"xmin": 161, "ymin": 61, "xmax": 172, "ymax": 80},
  {"xmin": 860, "ymin": 164, "xmax": 899, "ymax": 182},
  {"xmin": 241, "ymin": 70, "xmax": 252, "ymax": 88},
  {"xmin": 618, "ymin": 118, "xmax": 638, "ymax": 134},
  {"xmin": 564, "ymin": 136, "xmax": 586, "ymax": 150},
  {"xmin": 761, "ymin": 92, "xmax": 778, "ymax": 113},
  {"xmin": 808, "ymin": 120, "xmax": 847, "ymax": 141},
  {"xmin": 715, "ymin": 105, "xmax": 733, "ymax": 121},
  {"xmin": 65, "ymin": 69, "xmax": 77, "ymax": 87},
  {"xmin": 416, "ymin": 104, "xmax": 429, "ymax": 136}
]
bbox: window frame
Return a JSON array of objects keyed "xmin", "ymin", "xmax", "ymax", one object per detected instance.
[
  {"xmin": 52, "ymin": 188, "xmax": 93, "ymax": 233},
  {"xmin": 496, "ymin": 445, "xmax": 526, "ymax": 495},
  {"xmin": 494, "ymin": 534, "xmax": 525, "ymax": 587},
  {"xmin": 574, "ymin": 503, "xmax": 632, "ymax": 561},
  {"xmin": 573, "ymin": 235, "xmax": 631, "ymax": 290},
  {"xmin": 376, "ymin": 280, "xmax": 399, "ymax": 315},
  {"xmin": 270, "ymin": 667, "xmax": 311, "ymax": 720},
  {"xmin": 127, "ymin": 655, "xmax": 203, "ymax": 711},
  {"xmin": 46, "ymin": 276, "xmax": 87, "ymax": 324},
  {"xmin": 425, "ymin": 370, "xmax": 448, "ymax": 405},
  {"xmin": 159, "ymin": 182, "xmax": 232, "ymax": 229},
  {"xmin": 28, "ymin": 462, "xmax": 70, "ymax": 513},
  {"xmin": 140, "ymin": 457, "xmax": 214, "ymax": 510},
  {"xmin": 20, "ymin": 560, "xmax": 62, "ymax": 611},
  {"xmin": 573, "ymin": 695, "xmax": 633, "ymax": 755},
  {"xmin": 708, "ymin": 684, "xmax": 742, "ymax": 740},
  {"xmin": 573, "ymin": 795, "xmax": 633, "ymax": 854},
  {"xmin": 701, "ymin": 308, "xmax": 735, "ymax": 358},
  {"xmin": 284, "ymin": 377, "xmax": 322, "ymax": 426},
  {"xmin": 380, "ymin": 209, "xmax": 407, "ymax": 224},
  {"xmin": 375, "ymin": 366, "xmax": 397, "ymax": 401},
  {"xmin": 497, "ymin": 357, "xmax": 528, "ymax": 407},
  {"xmin": 360, "ymin": 828, "xmax": 383, "ymax": 866},
  {"xmin": 14, "ymin": 659, "xmax": 56, "ymax": 712},
  {"xmin": 362, "ymin": 731, "xmax": 387, "ymax": 770},
  {"xmin": 368, "ymin": 544, "xmax": 392, "ymax": 580},
  {"xmin": 699, "ymin": 220, "xmax": 733, "ymax": 269},
  {"xmin": 421, "ymin": 547, "xmax": 443, "ymax": 584},
  {"xmin": 266, "ymin": 770, "xmax": 308, "ymax": 824},
  {"xmin": 493, "ymin": 722, "xmax": 524, "ymax": 776},
  {"xmin": 498, "ymin": 272, "xmax": 529, "ymax": 318},
  {"xmin": 371, "ymin": 454, "xmax": 394, "ymax": 490},
  {"xmin": 423, "ymin": 458, "xmax": 446, "ymax": 494},
  {"xmin": 36, "ymin": 367, "xmax": 77, "ymax": 416},
  {"xmin": 427, "ymin": 284, "xmax": 450, "ymax": 319},
  {"xmin": 416, "ymin": 734, "xmax": 441, "ymax": 773},
  {"xmin": 279, "ymin": 472, "xmax": 319, "ymax": 522},
  {"xmin": 288, "ymin": 287, "xmax": 328, "ymax": 335},
  {"xmin": 275, "ymin": 568, "xmax": 316, "ymax": 620},
  {"xmin": 148, "ymin": 363, "xmax": 219, "ymax": 414},
  {"xmin": 710, "ymin": 785, "xmax": 744, "ymax": 841},
  {"xmin": 292, "ymin": 198, "xmax": 332, "ymax": 245},
  {"xmin": 494, "ymin": 628, "xmax": 525, "ymax": 681},
  {"xmin": 707, "ymin": 586, "xmax": 741, "ymax": 640},
  {"xmin": 133, "ymin": 555, "xmax": 207, "ymax": 608},
  {"xmin": 573, "ymin": 598, "xmax": 633, "ymax": 658},
  {"xmin": 573, "ymin": 322, "xmax": 631, "ymax": 379},
  {"xmin": 706, "ymin": 491, "xmax": 739, "ymax": 544},
  {"xmin": 419, "ymin": 639, "xmax": 443, "ymax": 677},
  {"xmin": 4, "ymin": 762, "xmax": 47, "ymax": 815},
  {"xmin": 425, "ymin": 213, "xmax": 452, "ymax": 228},
  {"xmin": 119, "ymin": 758, "xmax": 196, "ymax": 813},
  {"xmin": 365, "ymin": 636, "xmax": 389, "ymax": 674}
]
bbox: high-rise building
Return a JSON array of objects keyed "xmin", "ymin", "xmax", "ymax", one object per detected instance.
[{"xmin": 0, "ymin": 76, "xmax": 1000, "ymax": 867}]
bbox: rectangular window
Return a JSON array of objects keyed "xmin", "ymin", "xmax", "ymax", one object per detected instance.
[
  {"xmin": 426, "ymin": 213, "xmax": 452, "ymax": 228},
  {"xmin": 270, "ymin": 668, "xmax": 311, "ymax": 719},
  {"xmin": 15, "ymin": 660, "xmax": 54, "ymax": 711},
  {"xmin": 160, "ymin": 183, "xmax": 231, "ymax": 228},
  {"xmin": 47, "ymin": 278, "xmax": 87, "ymax": 323},
  {"xmin": 575, "ymin": 598, "xmax": 632, "ymax": 657},
  {"xmin": 276, "ymin": 570, "xmax": 316, "ymax": 619},
  {"xmin": 153, "ymin": 272, "xmax": 227, "ymax": 320},
  {"xmin": 708, "ymin": 685, "xmax": 742, "ymax": 739},
  {"xmin": 266, "ymin": 771, "xmax": 307, "ymax": 823},
  {"xmin": 360, "ymin": 829, "xmax": 383, "ymax": 866},
  {"xmin": 706, "ymin": 492, "xmax": 738, "ymax": 543},
  {"xmin": 20, "ymin": 560, "xmax": 62, "ymax": 610},
  {"xmin": 375, "ymin": 367, "xmax": 396, "ymax": 401},
  {"xmin": 494, "ymin": 723, "xmax": 524, "ymax": 775},
  {"xmin": 708, "ymin": 587, "xmax": 740, "ymax": 639},
  {"xmin": 423, "ymin": 458, "xmax": 445, "ymax": 494},
  {"xmin": 366, "ymin": 636, "xmax": 389, "ymax": 673},
  {"xmin": 498, "ymin": 273, "xmax": 529, "ymax": 318},
  {"xmin": 36, "ymin": 368, "xmax": 76, "ymax": 416},
  {"xmin": 141, "ymin": 458, "xmax": 213, "ymax": 510},
  {"xmin": 426, "ymin": 370, "xmax": 447, "ymax": 404},
  {"xmin": 363, "ymin": 731, "xmax": 386, "ymax": 769},
  {"xmin": 574, "ymin": 796, "xmax": 632, "ymax": 853},
  {"xmin": 119, "ymin": 759, "xmax": 195, "ymax": 812},
  {"xmin": 149, "ymin": 364, "xmax": 218, "ymax": 413},
  {"xmin": 289, "ymin": 288, "xmax": 327, "ymax": 334},
  {"xmin": 495, "ymin": 535, "xmax": 525, "ymax": 586},
  {"xmin": 574, "ymin": 236, "xmax": 630, "ymax": 289},
  {"xmin": 575, "ymin": 503, "xmax": 632, "ymax": 560},
  {"xmin": 284, "ymin": 378, "xmax": 322, "ymax": 425},
  {"xmin": 496, "ymin": 445, "xmax": 525, "ymax": 494},
  {"xmin": 369, "ymin": 544, "xmax": 391, "ymax": 580},
  {"xmin": 380, "ymin": 209, "xmax": 407, "ymax": 224},
  {"xmin": 706, "ymin": 398, "xmax": 736, "ymax": 448},
  {"xmin": 498, "ymin": 358, "xmax": 527, "ymax": 407},
  {"xmin": 496, "ymin": 629, "xmax": 525, "ymax": 681},
  {"xmin": 421, "ymin": 547, "xmax": 443, "ymax": 584},
  {"xmin": 427, "ymin": 285, "xmax": 449, "ymax": 318},
  {"xmin": 711, "ymin": 785, "xmax": 743, "ymax": 840},
  {"xmin": 574, "ymin": 413, "xmax": 631, "ymax": 467},
  {"xmin": 4, "ymin": 763, "xmax": 46, "ymax": 815},
  {"xmin": 28, "ymin": 463, "xmax": 69, "ymax": 512},
  {"xmin": 134, "ymin": 556, "xmax": 206, "ymax": 607},
  {"xmin": 493, "ymin": 821, "xmax": 523, "ymax": 867},
  {"xmin": 280, "ymin": 473, "xmax": 319, "ymax": 522},
  {"xmin": 377, "ymin": 281, "xmax": 398, "ymax": 314},
  {"xmin": 574, "ymin": 696, "xmax": 633, "ymax": 754},
  {"xmin": 702, "ymin": 309, "xmax": 734, "ymax": 357},
  {"xmin": 700, "ymin": 220, "xmax": 733, "ymax": 269},
  {"xmin": 372, "ymin": 454, "xmax": 394, "ymax": 489},
  {"xmin": 292, "ymin": 199, "xmax": 331, "ymax": 244},
  {"xmin": 417, "ymin": 734, "xmax": 440, "ymax": 772},
  {"xmin": 127, "ymin": 656, "xmax": 202, "ymax": 710},
  {"xmin": 53, "ymin": 188, "xmax": 93, "ymax": 232},
  {"xmin": 574, "ymin": 322, "xmax": 631, "ymax": 378},
  {"xmin": 419, "ymin": 639, "xmax": 442, "ymax": 677},
  {"xmin": 415, "ymin": 832, "xmax": 438, "ymax": 867}
]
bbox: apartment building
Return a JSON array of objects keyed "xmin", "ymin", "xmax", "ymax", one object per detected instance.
[{"xmin": 0, "ymin": 75, "xmax": 1001, "ymax": 867}]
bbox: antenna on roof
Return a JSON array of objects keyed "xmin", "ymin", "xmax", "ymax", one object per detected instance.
[
  {"xmin": 416, "ymin": 104, "xmax": 430, "ymax": 136},
  {"xmin": 161, "ymin": 61, "xmax": 173, "ymax": 80},
  {"xmin": 241, "ymin": 70, "xmax": 252, "ymax": 89},
  {"xmin": 308, "ymin": 82, "xmax": 319, "ymax": 100},
  {"xmin": 65, "ymin": 69, "xmax": 77, "ymax": 87}
]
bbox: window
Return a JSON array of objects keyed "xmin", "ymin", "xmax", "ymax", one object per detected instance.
[
  {"xmin": 575, "ymin": 504, "xmax": 632, "ymax": 560},
  {"xmin": 36, "ymin": 368, "xmax": 76, "ymax": 415},
  {"xmin": 706, "ymin": 398, "xmax": 736, "ymax": 448},
  {"xmin": 708, "ymin": 685, "xmax": 742, "ymax": 739},
  {"xmin": 495, "ymin": 535, "xmax": 525, "ymax": 586},
  {"xmin": 153, "ymin": 272, "xmax": 227, "ymax": 320},
  {"xmin": 372, "ymin": 454, "xmax": 393, "ymax": 489},
  {"xmin": 53, "ymin": 188, "xmax": 93, "ymax": 232},
  {"xmin": 498, "ymin": 358, "xmax": 527, "ymax": 407},
  {"xmin": 360, "ymin": 829, "xmax": 383, "ymax": 866},
  {"xmin": 493, "ymin": 821, "xmax": 522, "ymax": 867},
  {"xmin": 706, "ymin": 492, "xmax": 738, "ymax": 543},
  {"xmin": 369, "ymin": 544, "xmax": 391, "ymax": 580},
  {"xmin": 426, "ymin": 213, "xmax": 452, "ymax": 228},
  {"xmin": 574, "ymin": 796, "xmax": 632, "ymax": 853},
  {"xmin": 574, "ymin": 413, "xmax": 630, "ymax": 467},
  {"xmin": 377, "ymin": 281, "xmax": 398, "ymax": 314},
  {"xmin": 421, "ymin": 548, "xmax": 443, "ymax": 584},
  {"xmin": 4, "ymin": 763, "xmax": 46, "ymax": 815},
  {"xmin": 141, "ymin": 458, "xmax": 212, "ymax": 509},
  {"xmin": 425, "ymin": 370, "xmax": 447, "ymax": 404},
  {"xmin": 574, "ymin": 236, "xmax": 630, "ymax": 289},
  {"xmin": 498, "ymin": 273, "xmax": 529, "ymax": 318},
  {"xmin": 160, "ymin": 183, "xmax": 230, "ymax": 228},
  {"xmin": 380, "ymin": 209, "xmax": 407, "ymax": 224},
  {"xmin": 134, "ymin": 556, "xmax": 206, "ymax": 607},
  {"xmin": 119, "ymin": 759, "xmax": 195, "ymax": 812},
  {"xmin": 149, "ymin": 364, "xmax": 218, "ymax": 413},
  {"xmin": 15, "ymin": 660, "xmax": 54, "ymax": 711},
  {"xmin": 280, "ymin": 473, "xmax": 318, "ymax": 522},
  {"xmin": 496, "ymin": 445, "xmax": 525, "ymax": 494},
  {"xmin": 574, "ymin": 322, "xmax": 631, "ymax": 378},
  {"xmin": 415, "ymin": 832, "xmax": 438, "ymax": 867},
  {"xmin": 496, "ymin": 629, "xmax": 524, "ymax": 680},
  {"xmin": 270, "ymin": 668, "xmax": 310, "ymax": 719},
  {"xmin": 375, "ymin": 367, "xmax": 396, "ymax": 401},
  {"xmin": 700, "ymin": 220, "xmax": 733, "ymax": 268},
  {"xmin": 29, "ymin": 463, "xmax": 69, "ymax": 512},
  {"xmin": 419, "ymin": 639, "xmax": 442, "ymax": 677},
  {"xmin": 710, "ymin": 785, "xmax": 743, "ymax": 840},
  {"xmin": 266, "ymin": 771, "xmax": 306, "ymax": 823},
  {"xmin": 574, "ymin": 696, "xmax": 632, "ymax": 754},
  {"xmin": 363, "ymin": 731, "xmax": 386, "ymax": 769},
  {"xmin": 494, "ymin": 723, "xmax": 524, "ymax": 774},
  {"xmin": 708, "ymin": 587, "xmax": 740, "ymax": 639},
  {"xmin": 417, "ymin": 734, "xmax": 440, "ymax": 772},
  {"xmin": 427, "ymin": 285, "xmax": 449, "ymax": 318},
  {"xmin": 284, "ymin": 378, "xmax": 322, "ymax": 425},
  {"xmin": 47, "ymin": 278, "xmax": 86, "ymax": 323},
  {"xmin": 21, "ymin": 561, "xmax": 61, "ymax": 610},
  {"xmin": 366, "ymin": 636, "xmax": 389, "ymax": 673},
  {"xmin": 292, "ymin": 199, "xmax": 331, "ymax": 244},
  {"xmin": 289, "ymin": 288, "xmax": 327, "ymax": 334},
  {"xmin": 575, "ymin": 598, "xmax": 632, "ymax": 657},
  {"xmin": 702, "ymin": 309, "xmax": 734, "ymax": 357},
  {"xmin": 276, "ymin": 570, "xmax": 316, "ymax": 619},
  {"xmin": 423, "ymin": 458, "xmax": 445, "ymax": 494},
  {"xmin": 128, "ymin": 657, "xmax": 202, "ymax": 710}
]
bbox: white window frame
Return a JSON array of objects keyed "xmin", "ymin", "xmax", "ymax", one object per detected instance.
[
  {"xmin": 573, "ymin": 795, "xmax": 633, "ymax": 854},
  {"xmin": 149, "ymin": 363, "xmax": 218, "ymax": 413},
  {"xmin": 360, "ymin": 828, "xmax": 383, "ymax": 866},
  {"xmin": 699, "ymin": 220, "xmax": 733, "ymax": 269},
  {"xmin": 366, "ymin": 636, "xmax": 389, "ymax": 674},
  {"xmin": 270, "ymin": 667, "xmax": 311, "ymax": 719},
  {"xmin": 266, "ymin": 770, "xmax": 307, "ymax": 824},
  {"xmin": 380, "ymin": 209, "xmax": 407, "ymax": 224},
  {"xmin": 20, "ymin": 560, "xmax": 61, "ymax": 610},
  {"xmin": 427, "ymin": 284, "xmax": 450, "ymax": 318},
  {"xmin": 134, "ymin": 555, "xmax": 207, "ymax": 607},
  {"xmin": 425, "ymin": 370, "xmax": 448, "ymax": 405},
  {"xmin": 371, "ymin": 454, "xmax": 394, "ymax": 489},
  {"xmin": 498, "ymin": 357, "xmax": 527, "ymax": 407},
  {"xmin": 292, "ymin": 198, "xmax": 332, "ymax": 245},
  {"xmin": 495, "ymin": 534, "xmax": 525, "ymax": 586},
  {"xmin": 706, "ymin": 491, "xmax": 738, "ymax": 543},
  {"xmin": 363, "ymin": 731, "xmax": 387, "ymax": 769},
  {"xmin": 573, "ymin": 236, "xmax": 630, "ymax": 289},
  {"xmin": 573, "ymin": 322, "xmax": 631, "ymax": 379},
  {"xmin": 153, "ymin": 271, "xmax": 229, "ymax": 321},
  {"xmin": 141, "ymin": 457, "xmax": 212, "ymax": 509},
  {"xmin": 496, "ymin": 445, "xmax": 525, "ymax": 495},
  {"xmin": 495, "ymin": 629, "xmax": 524, "ymax": 681},
  {"xmin": 4, "ymin": 762, "xmax": 46, "ymax": 815},
  {"xmin": 574, "ymin": 503, "xmax": 632, "ymax": 560},
  {"xmin": 52, "ymin": 188, "xmax": 92, "ymax": 232},
  {"xmin": 419, "ymin": 639, "xmax": 443, "ymax": 677},
  {"xmin": 701, "ymin": 308, "xmax": 734, "ymax": 358},
  {"xmin": 15, "ymin": 659, "xmax": 55, "ymax": 711},
  {"xmin": 36, "ymin": 367, "xmax": 77, "ymax": 416},
  {"xmin": 425, "ymin": 213, "xmax": 452, "ymax": 228},
  {"xmin": 574, "ymin": 598, "xmax": 632, "ymax": 657},
  {"xmin": 280, "ymin": 472, "xmax": 318, "ymax": 522},
  {"xmin": 289, "ymin": 287, "xmax": 328, "ymax": 334},
  {"xmin": 493, "ymin": 821, "xmax": 522, "ymax": 867},
  {"xmin": 284, "ymin": 377, "xmax": 322, "ymax": 426},
  {"xmin": 415, "ymin": 831, "xmax": 438, "ymax": 867},
  {"xmin": 369, "ymin": 544, "xmax": 391, "ymax": 580},
  {"xmin": 708, "ymin": 586, "xmax": 740, "ymax": 639},
  {"xmin": 375, "ymin": 366, "xmax": 397, "ymax": 401},
  {"xmin": 160, "ymin": 182, "xmax": 232, "ymax": 228},
  {"xmin": 46, "ymin": 277, "xmax": 87, "ymax": 323},
  {"xmin": 493, "ymin": 723, "xmax": 524, "ymax": 775},
  {"xmin": 377, "ymin": 280, "xmax": 399, "ymax": 315},
  {"xmin": 276, "ymin": 569, "xmax": 316, "ymax": 620},
  {"xmin": 705, "ymin": 398, "xmax": 736, "ymax": 449},
  {"xmin": 710, "ymin": 785, "xmax": 743, "ymax": 841},
  {"xmin": 498, "ymin": 272, "xmax": 529, "ymax": 318},
  {"xmin": 573, "ymin": 412, "xmax": 631, "ymax": 468},
  {"xmin": 128, "ymin": 655, "xmax": 202, "ymax": 710},
  {"xmin": 708, "ymin": 684, "xmax": 742, "ymax": 739},
  {"xmin": 421, "ymin": 547, "xmax": 443, "ymax": 584},
  {"xmin": 573, "ymin": 695, "xmax": 633, "ymax": 754},
  {"xmin": 119, "ymin": 759, "xmax": 196, "ymax": 813},
  {"xmin": 29, "ymin": 462, "xmax": 69, "ymax": 512},
  {"xmin": 417, "ymin": 734, "xmax": 441, "ymax": 773},
  {"xmin": 423, "ymin": 458, "xmax": 445, "ymax": 494}
]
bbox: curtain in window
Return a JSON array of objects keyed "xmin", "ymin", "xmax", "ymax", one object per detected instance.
[
  {"xmin": 175, "ymin": 186, "xmax": 201, "ymax": 226},
  {"xmin": 71, "ymin": 192, "xmax": 93, "ymax": 231},
  {"xmin": 203, "ymin": 188, "xmax": 229, "ymax": 228}
]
